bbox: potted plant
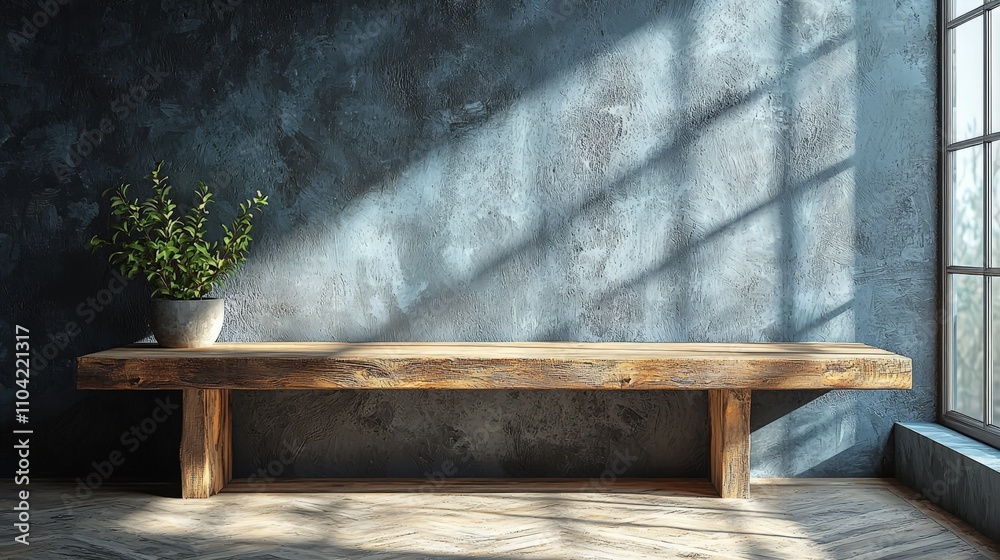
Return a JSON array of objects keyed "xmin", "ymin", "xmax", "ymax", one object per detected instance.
[{"xmin": 86, "ymin": 162, "xmax": 268, "ymax": 347}]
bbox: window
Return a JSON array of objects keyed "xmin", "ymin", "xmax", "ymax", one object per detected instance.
[{"xmin": 943, "ymin": 0, "xmax": 1000, "ymax": 447}]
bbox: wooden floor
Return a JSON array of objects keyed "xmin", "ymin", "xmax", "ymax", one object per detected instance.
[{"xmin": 3, "ymin": 479, "xmax": 997, "ymax": 559}]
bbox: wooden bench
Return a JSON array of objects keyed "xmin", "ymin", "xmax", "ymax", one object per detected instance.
[{"xmin": 76, "ymin": 342, "xmax": 911, "ymax": 499}]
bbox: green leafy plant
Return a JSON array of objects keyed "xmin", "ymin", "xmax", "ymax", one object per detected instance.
[{"xmin": 86, "ymin": 161, "xmax": 269, "ymax": 299}]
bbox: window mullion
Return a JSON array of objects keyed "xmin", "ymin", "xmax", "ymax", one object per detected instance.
[
  {"xmin": 949, "ymin": 0, "xmax": 1000, "ymax": 30},
  {"xmin": 982, "ymin": 10, "xmax": 993, "ymax": 428},
  {"xmin": 942, "ymin": 0, "xmax": 953, "ymax": 423},
  {"xmin": 985, "ymin": 276, "xmax": 993, "ymax": 429}
]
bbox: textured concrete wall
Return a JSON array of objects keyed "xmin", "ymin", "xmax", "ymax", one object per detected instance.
[
  {"xmin": 0, "ymin": 0, "xmax": 937, "ymax": 480},
  {"xmin": 896, "ymin": 423, "xmax": 1000, "ymax": 542}
]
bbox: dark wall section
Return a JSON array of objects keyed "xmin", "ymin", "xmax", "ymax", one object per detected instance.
[{"xmin": 0, "ymin": 0, "xmax": 937, "ymax": 482}]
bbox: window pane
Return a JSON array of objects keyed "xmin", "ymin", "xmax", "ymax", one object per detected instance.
[
  {"xmin": 992, "ymin": 17, "xmax": 999, "ymax": 133},
  {"xmin": 953, "ymin": 275, "xmax": 985, "ymax": 421},
  {"xmin": 994, "ymin": 144, "xmax": 1000, "ymax": 266},
  {"xmin": 953, "ymin": 145, "xmax": 984, "ymax": 266},
  {"xmin": 994, "ymin": 278, "xmax": 1000, "ymax": 427},
  {"xmin": 950, "ymin": 0, "xmax": 982, "ymax": 20},
  {"xmin": 951, "ymin": 17, "xmax": 984, "ymax": 142}
]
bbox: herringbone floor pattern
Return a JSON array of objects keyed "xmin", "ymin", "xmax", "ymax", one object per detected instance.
[{"xmin": 2, "ymin": 480, "xmax": 997, "ymax": 559}]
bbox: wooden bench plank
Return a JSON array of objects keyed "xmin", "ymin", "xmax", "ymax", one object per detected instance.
[{"xmin": 77, "ymin": 342, "xmax": 911, "ymax": 390}]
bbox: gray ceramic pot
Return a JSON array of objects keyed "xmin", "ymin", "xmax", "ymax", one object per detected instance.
[{"xmin": 149, "ymin": 298, "xmax": 224, "ymax": 348}]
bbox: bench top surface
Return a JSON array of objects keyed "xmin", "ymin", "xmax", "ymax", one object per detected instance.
[
  {"xmin": 80, "ymin": 341, "xmax": 900, "ymax": 359},
  {"xmin": 77, "ymin": 342, "xmax": 911, "ymax": 390}
]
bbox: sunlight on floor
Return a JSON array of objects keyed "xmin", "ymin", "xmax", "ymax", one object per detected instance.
[{"xmin": 4, "ymin": 480, "xmax": 996, "ymax": 559}]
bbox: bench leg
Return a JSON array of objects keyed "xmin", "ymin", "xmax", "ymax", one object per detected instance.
[
  {"xmin": 709, "ymin": 389, "xmax": 751, "ymax": 499},
  {"xmin": 180, "ymin": 388, "xmax": 232, "ymax": 498}
]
